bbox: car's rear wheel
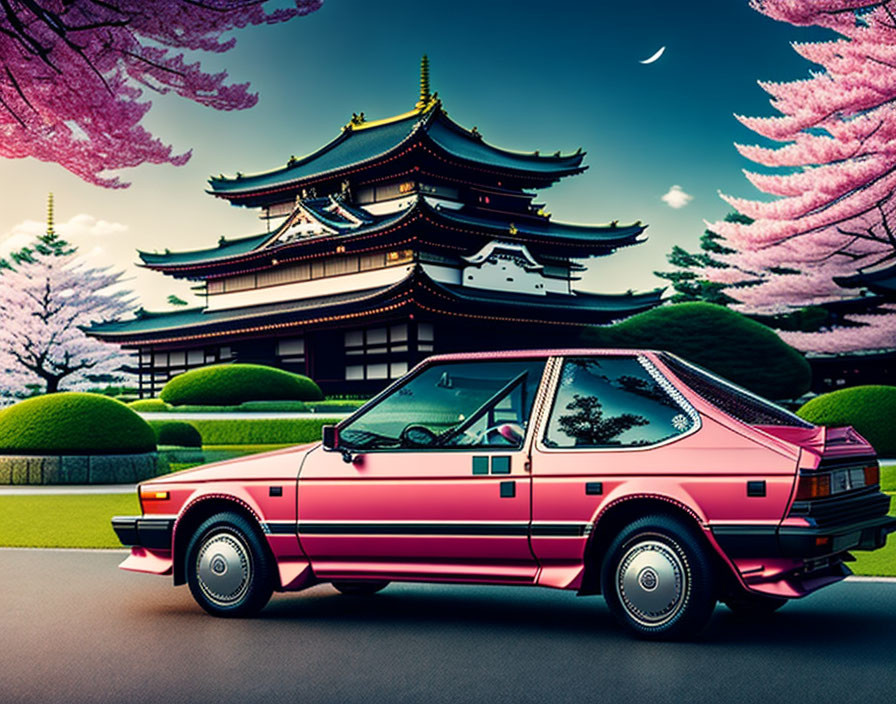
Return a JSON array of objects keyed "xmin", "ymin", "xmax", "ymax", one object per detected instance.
[
  {"xmin": 331, "ymin": 580, "xmax": 390, "ymax": 596},
  {"xmin": 185, "ymin": 511, "xmax": 274, "ymax": 617},
  {"xmin": 723, "ymin": 591, "xmax": 787, "ymax": 615},
  {"xmin": 601, "ymin": 514, "xmax": 716, "ymax": 640}
]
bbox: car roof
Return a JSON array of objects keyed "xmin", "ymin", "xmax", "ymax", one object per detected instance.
[{"xmin": 423, "ymin": 348, "xmax": 663, "ymax": 363}]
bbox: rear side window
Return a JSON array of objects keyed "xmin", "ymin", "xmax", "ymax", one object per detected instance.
[
  {"xmin": 544, "ymin": 356, "xmax": 700, "ymax": 449},
  {"xmin": 659, "ymin": 353, "xmax": 813, "ymax": 428}
]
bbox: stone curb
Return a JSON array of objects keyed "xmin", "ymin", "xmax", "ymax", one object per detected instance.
[{"xmin": 0, "ymin": 452, "xmax": 158, "ymax": 485}]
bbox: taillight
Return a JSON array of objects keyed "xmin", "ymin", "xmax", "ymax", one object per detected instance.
[
  {"xmin": 795, "ymin": 473, "xmax": 831, "ymax": 500},
  {"xmin": 795, "ymin": 461, "xmax": 880, "ymax": 501},
  {"xmin": 864, "ymin": 463, "xmax": 880, "ymax": 487}
]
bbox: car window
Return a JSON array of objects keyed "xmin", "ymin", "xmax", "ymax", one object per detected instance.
[
  {"xmin": 339, "ymin": 359, "xmax": 546, "ymax": 450},
  {"xmin": 658, "ymin": 353, "xmax": 814, "ymax": 428},
  {"xmin": 544, "ymin": 356, "xmax": 700, "ymax": 449}
]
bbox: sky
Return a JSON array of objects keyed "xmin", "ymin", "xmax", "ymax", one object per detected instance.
[{"xmin": 0, "ymin": 0, "xmax": 832, "ymax": 309}]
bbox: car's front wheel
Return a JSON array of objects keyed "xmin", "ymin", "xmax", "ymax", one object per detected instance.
[
  {"xmin": 601, "ymin": 514, "xmax": 717, "ymax": 640},
  {"xmin": 185, "ymin": 511, "xmax": 274, "ymax": 617}
]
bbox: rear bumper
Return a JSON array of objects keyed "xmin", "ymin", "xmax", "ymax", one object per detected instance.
[
  {"xmin": 712, "ymin": 514, "xmax": 896, "ymax": 560},
  {"xmin": 778, "ymin": 514, "xmax": 896, "ymax": 557},
  {"xmin": 111, "ymin": 515, "xmax": 175, "ymax": 551},
  {"xmin": 712, "ymin": 513, "xmax": 896, "ymax": 599}
]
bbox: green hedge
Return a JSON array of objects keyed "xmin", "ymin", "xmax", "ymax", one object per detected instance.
[
  {"xmin": 132, "ymin": 400, "xmax": 309, "ymax": 413},
  {"xmin": 188, "ymin": 418, "xmax": 335, "ymax": 445},
  {"xmin": 0, "ymin": 393, "xmax": 156, "ymax": 455},
  {"xmin": 582, "ymin": 302, "xmax": 811, "ymax": 400},
  {"xmin": 150, "ymin": 420, "xmax": 203, "ymax": 448},
  {"xmin": 305, "ymin": 399, "xmax": 367, "ymax": 412},
  {"xmin": 797, "ymin": 386, "xmax": 896, "ymax": 456},
  {"xmin": 128, "ymin": 398, "xmax": 170, "ymax": 412},
  {"xmin": 160, "ymin": 364, "xmax": 323, "ymax": 406}
]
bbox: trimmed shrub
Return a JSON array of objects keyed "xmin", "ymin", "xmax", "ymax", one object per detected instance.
[
  {"xmin": 797, "ymin": 386, "xmax": 896, "ymax": 456},
  {"xmin": 160, "ymin": 364, "xmax": 323, "ymax": 406},
  {"xmin": 582, "ymin": 302, "xmax": 811, "ymax": 400},
  {"xmin": 305, "ymin": 399, "xmax": 368, "ymax": 413},
  {"xmin": 0, "ymin": 393, "xmax": 156, "ymax": 455},
  {"xmin": 151, "ymin": 420, "xmax": 202, "ymax": 448},
  {"xmin": 190, "ymin": 418, "xmax": 336, "ymax": 446},
  {"xmin": 128, "ymin": 398, "xmax": 170, "ymax": 412}
]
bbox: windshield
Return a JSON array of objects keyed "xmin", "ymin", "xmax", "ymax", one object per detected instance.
[
  {"xmin": 339, "ymin": 359, "xmax": 546, "ymax": 450},
  {"xmin": 659, "ymin": 353, "xmax": 813, "ymax": 428}
]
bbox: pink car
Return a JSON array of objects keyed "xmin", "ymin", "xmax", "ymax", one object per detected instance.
[{"xmin": 112, "ymin": 350, "xmax": 896, "ymax": 639}]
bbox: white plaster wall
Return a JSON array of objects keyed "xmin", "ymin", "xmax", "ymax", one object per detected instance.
[
  {"xmin": 362, "ymin": 195, "xmax": 463, "ymax": 216},
  {"xmin": 462, "ymin": 257, "xmax": 548, "ymax": 296},
  {"xmin": 205, "ymin": 265, "xmax": 413, "ymax": 311}
]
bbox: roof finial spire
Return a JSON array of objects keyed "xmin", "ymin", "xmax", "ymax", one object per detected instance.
[
  {"xmin": 46, "ymin": 192, "xmax": 54, "ymax": 237},
  {"xmin": 416, "ymin": 54, "xmax": 431, "ymax": 109}
]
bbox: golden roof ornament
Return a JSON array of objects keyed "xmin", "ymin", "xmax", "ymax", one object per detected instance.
[
  {"xmin": 416, "ymin": 54, "xmax": 431, "ymax": 109},
  {"xmin": 46, "ymin": 192, "xmax": 55, "ymax": 236}
]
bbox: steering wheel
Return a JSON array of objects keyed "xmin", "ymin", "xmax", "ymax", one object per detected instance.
[{"xmin": 399, "ymin": 424, "xmax": 439, "ymax": 447}]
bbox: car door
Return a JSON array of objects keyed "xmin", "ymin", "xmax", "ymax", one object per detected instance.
[
  {"xmin": 297, "ymin": 358, "xmax": 547, "ymax": 583},
  {"xmin": 530, "ymin": 354, "xmax": 703, "ymax": 588}
]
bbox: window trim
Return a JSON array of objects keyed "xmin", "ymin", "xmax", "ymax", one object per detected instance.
[
  {"xmin": 335, "ymin": 357, "xmax": 552, "ymax": 454},
  {"xmin": 535, "ymin": 354, "xmax": 702, "ymax": 454}
]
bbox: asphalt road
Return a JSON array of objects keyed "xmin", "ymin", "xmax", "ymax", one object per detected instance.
[{"xmin": 2, "ymin": 550, "xmax": 895, "ymax": 704}]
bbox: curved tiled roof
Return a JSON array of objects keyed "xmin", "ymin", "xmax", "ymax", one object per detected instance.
[
  {"xmin": 207, "ymin": 105, "xmax": 584, "ymax": 197},
  {"xmin": 435, "ymin": 207, "xmax": 646, "ymax": 244},
  {"xmin": 87, "ymin": 267, "xmax": 663, "ymax": 343},
  {"xmin": 139, "ymin": 197, "xmax": 645, "ymax": 271},
  {"xmin": 138, "ymin": 231, "xmax": 272, "ymax": 266},
  {"xmin": 208, "ymin": 114, "xmax": 422, "ymax": 195}
]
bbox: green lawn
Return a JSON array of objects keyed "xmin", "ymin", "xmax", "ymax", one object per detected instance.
[{"xmin": 0, "ymin": 494, "xmax": 139, "ymax": 548}]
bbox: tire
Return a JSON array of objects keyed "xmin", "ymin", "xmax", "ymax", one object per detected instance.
[
  {"xmin": 600, "ymin": 514, "xmax": 717, "ymax": 640},
  {"xmin": 331, "ymin": 580, "xmax": 390, "ymax": 596},
  {"xmin": 723, "ymin": 592, "xmax": 787, "ymax": 616},
  {"xmin": 185, "ymin": 511, "xmax": 274, "ymax": 617}
]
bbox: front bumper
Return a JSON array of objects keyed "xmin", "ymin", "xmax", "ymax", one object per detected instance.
[{"xmin": 111, "ymin": 515, "xmax": 175, "ymax": 550}]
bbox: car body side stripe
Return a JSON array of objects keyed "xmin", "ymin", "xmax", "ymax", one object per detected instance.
[{"xmin": 264, "ymin": 522, "xmax": 590, "ymax": 537}]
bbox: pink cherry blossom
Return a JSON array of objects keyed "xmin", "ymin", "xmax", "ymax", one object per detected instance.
[
  {"xmin": 703, "ymin": 1, "xmax": 896, "ymax": 352},
  {"xmin": 0, "ymin": 1, "xmax": 321, "ymax": 187}
]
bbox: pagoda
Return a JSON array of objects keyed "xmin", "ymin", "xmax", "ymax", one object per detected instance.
[{"xmin": 89, "ymin": 58, "xmax": 663, "ymax": 397}]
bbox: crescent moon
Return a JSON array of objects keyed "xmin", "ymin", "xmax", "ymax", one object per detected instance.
[{"xmin": 640, "ymin": 46, "xmax": 666, "ymax": 65}]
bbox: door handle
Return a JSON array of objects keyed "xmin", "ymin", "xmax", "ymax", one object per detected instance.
[{"xmin": 499, "ymin": 481, "xmax": 515, "ymax": 498}]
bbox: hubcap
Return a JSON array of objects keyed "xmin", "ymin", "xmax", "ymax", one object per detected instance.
[
  {"xmin": 196, "ymin": 530, "xmax": 251, "ymax": 606},
  {"xmin": 616, "ymin": 538, "xmax": 688, "ymax": 627}
]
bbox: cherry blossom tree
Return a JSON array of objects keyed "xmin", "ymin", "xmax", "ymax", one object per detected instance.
[
  {"xmin": 0, "ymin": 249, "xmax": 134, "ymax": 397},
  {"xmin": 705, "ymin": 0, "xmax": 896, "ymax": 353},
  {"xmin": 0, "ymin": 1, "xmax": 321, "ymax": 187}
]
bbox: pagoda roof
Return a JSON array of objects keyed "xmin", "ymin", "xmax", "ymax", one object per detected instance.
[
  {"xmin": 139, "ymin": 196, "xmax": 645, "ymax": 275},
  {"xmin": 206, "ymin": 103, "xmax": 585, "ymax": 200},
  {"xmin": 87, "ymin": 267, "xmax": 663, "ymax": 346},
  {"xmin": 834, "ymin": 261, "xmax": 896, "ymax": 297},
  {"xmin": 139, "ymin": 231, "xmax": 271, "ymax": 266},
  {"xmin": 436, "ymin": 206, "xmax": 646, "ymax": 245},
  {"xmin": 421, "ymin": 278, "xmax": 664, "ymax": 316}
]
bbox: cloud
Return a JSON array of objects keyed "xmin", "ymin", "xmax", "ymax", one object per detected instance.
[
  {"xmin": 0, "ymin": 214, "xmax": 128, "ymax": 258},
  {"xmin": 661, "ymin": 185, "xmax": 694, "ymax": 209}
]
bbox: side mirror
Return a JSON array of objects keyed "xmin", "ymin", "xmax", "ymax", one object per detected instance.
[{"xmin": 322, "ymin": 425, "xmax": 338, "ymax": 450}]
